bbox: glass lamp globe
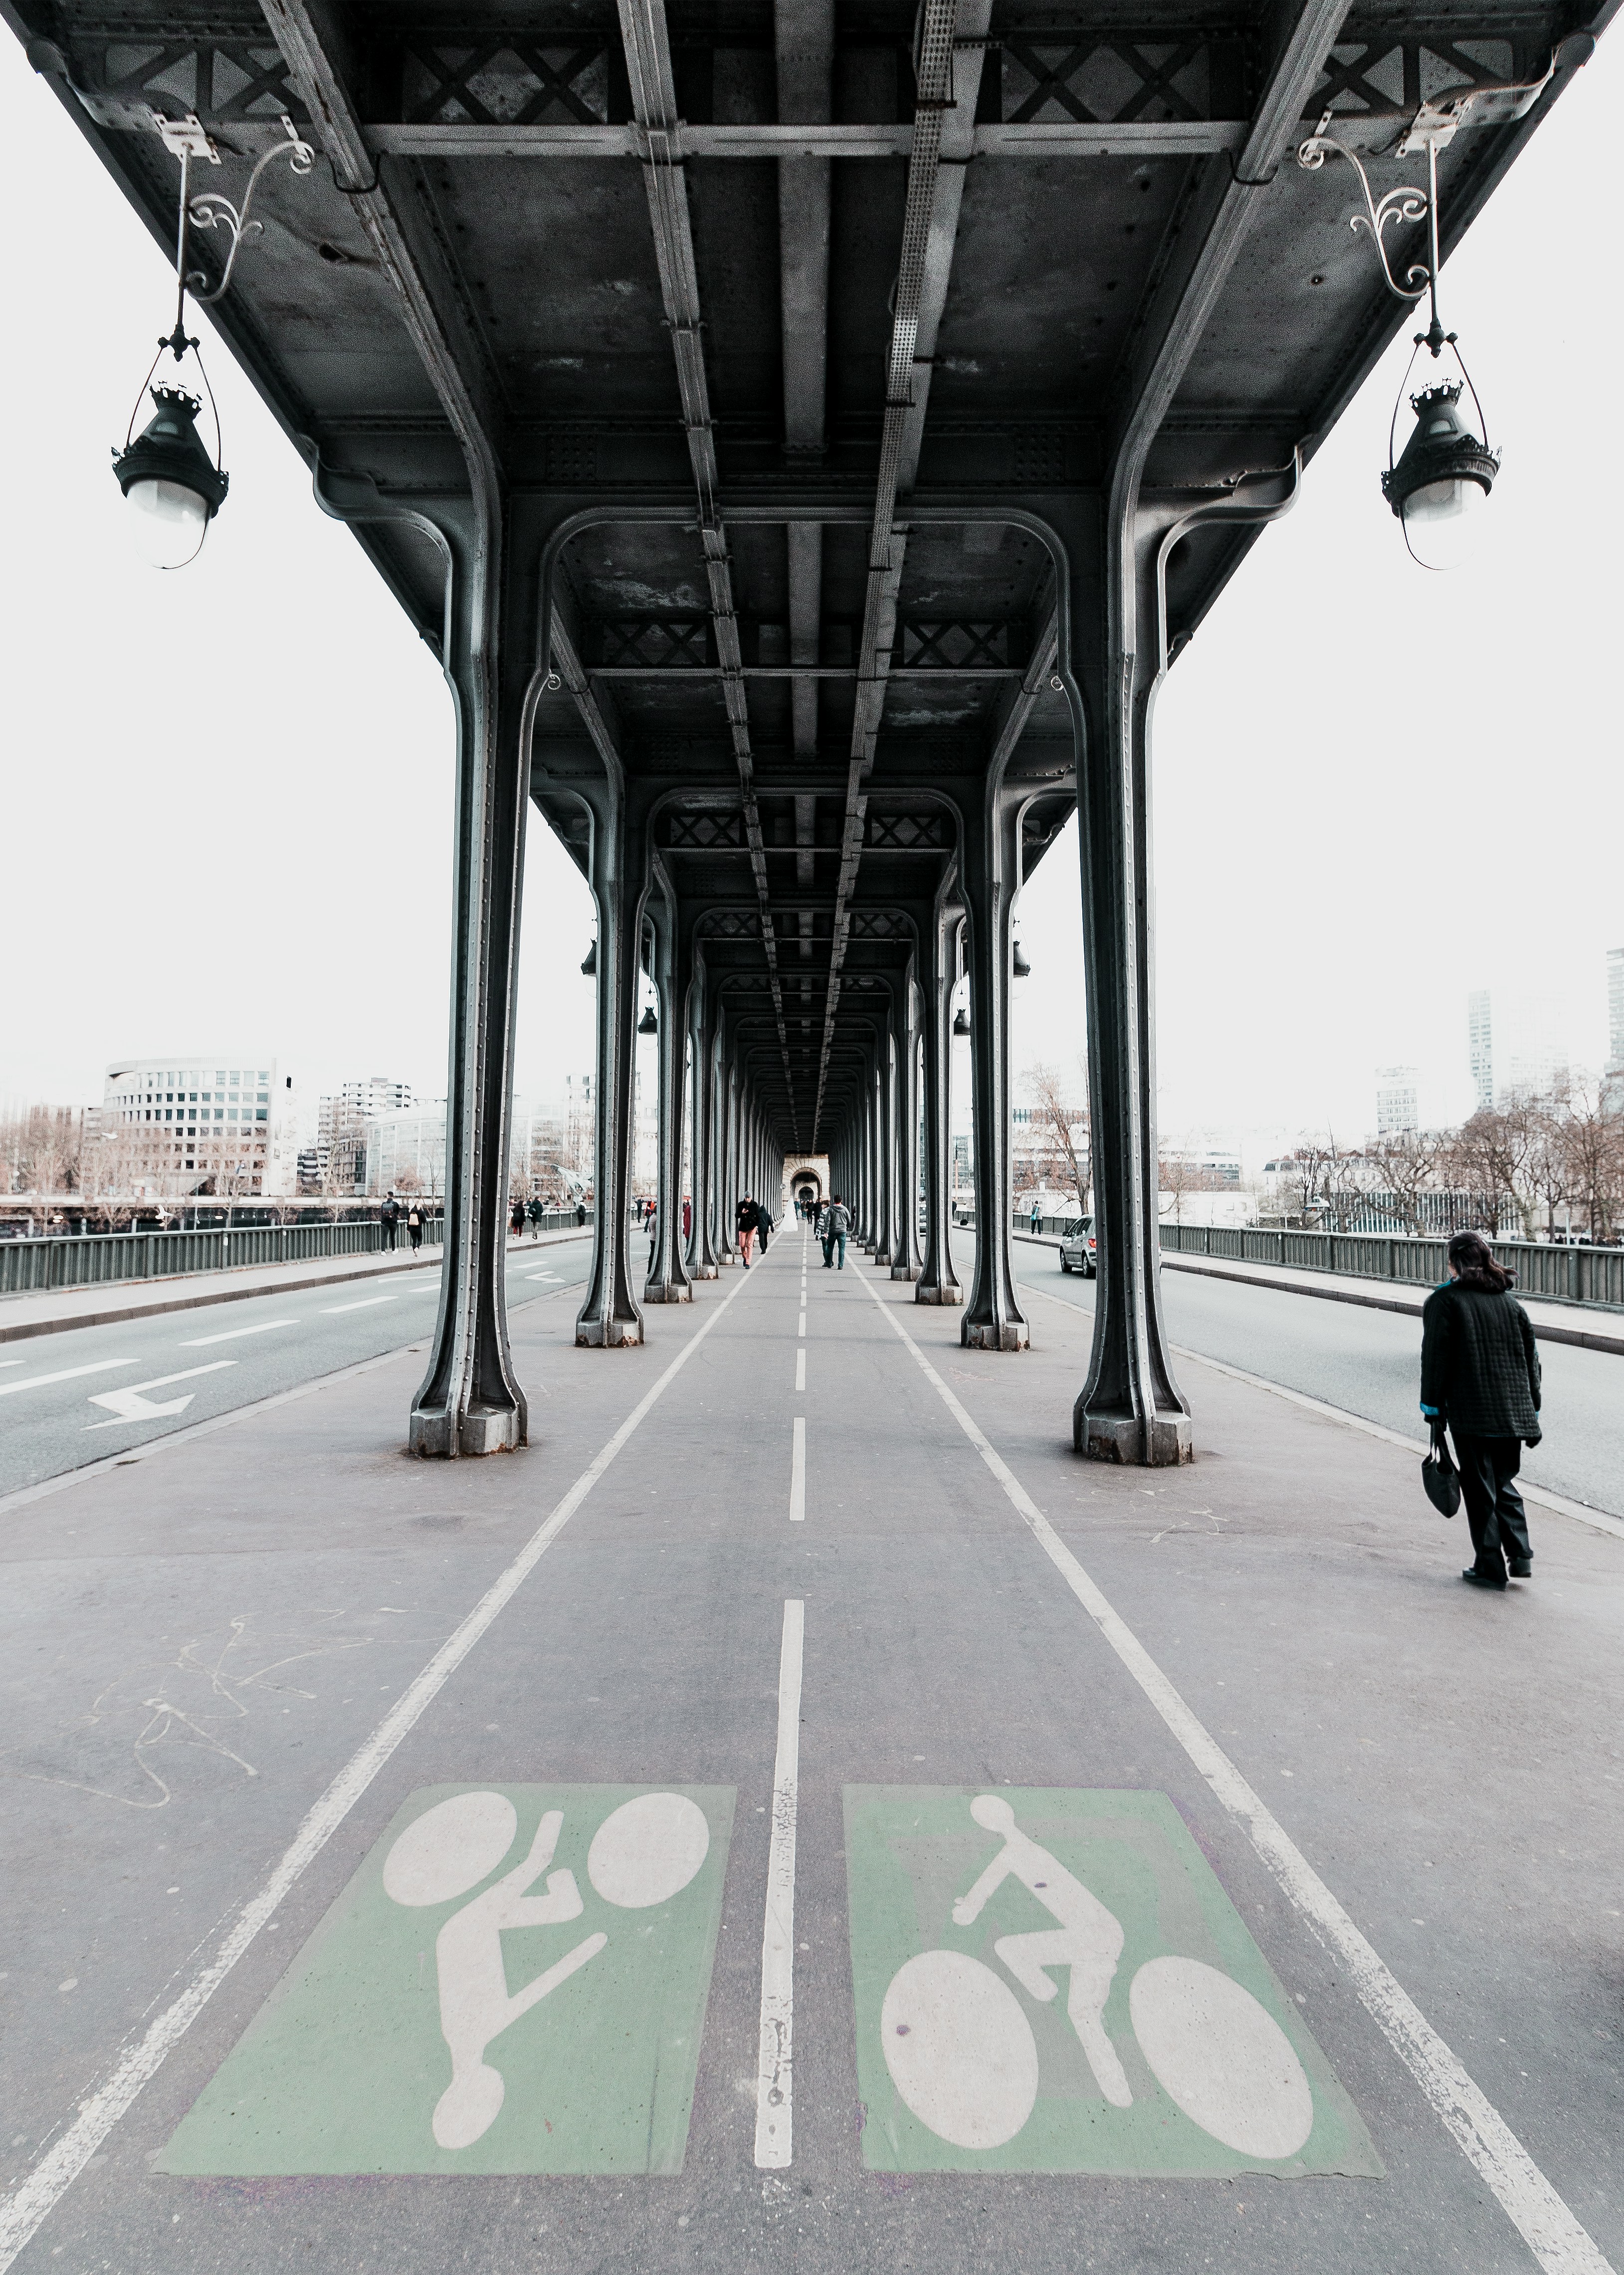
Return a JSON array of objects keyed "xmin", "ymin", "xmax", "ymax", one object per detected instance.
[
  {"xmin": 1399, "ymin": 473, "xmax": 1487, "ymax": 573},
  {"xmin": 125, "ymin": 476, "xmax": 212, "ymax": 568}
]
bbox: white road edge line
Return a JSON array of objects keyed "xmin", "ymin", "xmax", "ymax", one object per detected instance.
[
  {"xmin": 854, "ymin": 1264, "xmax": 1614, "ymax": 2275},
  {"xmin": 1019, "ymin": 1280, "xmax": 1624, "ymax": 1545},
  {"xmin": 0, "ymin": 1263, "xmax": 754, "ymax": 2271},
  {"xmin": 789, "ymin": 1415, "xmax": 806, "ymax": 1525},
  {"xmin": 754, "ymin": 1597, "xmax": 804, "ymax": 2169}
]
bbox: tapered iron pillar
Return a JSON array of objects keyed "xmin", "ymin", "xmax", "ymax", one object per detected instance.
[
  {"xmin": 1060, "ymin": 497, "xmax": 1191, "ymax": 1463},
  {"xmin": 960, "ymin": 793, "xmax": 1029, "ymax": 1353},
  {"xmin": 575, "ymin": 788, "xmax": 649, "ymax": 1348},
  {"xmin": 408, "ymin": 498, "xmax": 532, "ymax": 1457},
  {"xmin": 643, "ymin": 886, "xmax": 693, "ymax": 1304},
  {"xmin": 893, "ymin": 977, "xmax": 924, "ymax": 1280},
  {"xmin": 916, "ymin": 882, "xmax": 963, "ymax": 1305}
]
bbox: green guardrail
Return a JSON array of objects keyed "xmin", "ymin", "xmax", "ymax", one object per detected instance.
[{"xmin": 1158, "ymin": 1222, "xmax": 1624, "ymax": 1312}]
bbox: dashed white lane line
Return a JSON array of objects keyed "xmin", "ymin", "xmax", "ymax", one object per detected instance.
[
  {"xmin": 789, "ymin": 1416, "xmax": 806, "ymax": 1525},
  {"xmin": 320, "ymin": 1293, "xmax": 401, "ymax": 1315},
  {"xmin": 798, "ymin": 1311, "xmax": 807, "ymax": 1337},
  {"xmin": 856, "ymin": 1265, "xmax": 1614, "ymax": 2275},
  {"xmin": 796, "ymin": 1348, "xmax": 806, "ymax": 1393},
  {"xmin": 0, "ymin": 1358, "xmax": 139, "ymax": 1399},
  {"xmin": 753, "ymin": 1598, "xmax": 804, "ymax": 2170},
  {"xmin": 179, "ymin": 1318, "xmax": 298, "ymax": 1348},
  {"xmin": 0, "ymin": 1263, "xmax": 756, "ymax": 2271}
]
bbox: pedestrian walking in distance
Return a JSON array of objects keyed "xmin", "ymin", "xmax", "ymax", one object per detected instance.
[
  {"xmin": 737, "ymin": 1194, "xmax": 758, "ymax": 1267},
  {"xmin": 823, "ymin": 1193, "xmax": 851, "ymax": 1270},
  {"xmin": 1421, "ymin": 1230, "xmax": 1542, "ymax": 1591},
  {"xmin": 406, "ymin": 1201, "xmax": 424, "ymax": 1254},
  {"xmin": 510, "ymin": 1194, "xmax": 526, "ymax": 1239},
  {"xmin": 381, "ymin": 1193, "xmax": 399, "ymax": 1252},
  {"xmin": 527, "ymin": 1194, "xmax": 544, "ymax": 1239}
]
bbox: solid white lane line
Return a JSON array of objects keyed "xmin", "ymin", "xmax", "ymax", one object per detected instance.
[
  {"xmin": 789, "ymin": 1416, "xmax": 806, "ymax": 1524},
  {"xmin": 856, "ymin": 1267, "xmax": 1614, "ymax": 2275},
  {"xmin": 320, "ymin": 1293, "xmax": 400, "ymax": 1314},
  {"xmin": 754, "ymin": 1598, "xmax": 804, "ymax": 2170},
  {"xmin": 0, "ymin": 1265, "xmax": 756, "ymax": 2272},
  {"xmin": 0, "ymin": 1358, "xmax": 139, "ymax": 1399},
  {"xmin": 796, "ymin": 1348, "xmax": 806, "ymax": 1393},
  {"xmin": 179, "ymin": 1318, "xmax": 298, "ymax": 1348}
]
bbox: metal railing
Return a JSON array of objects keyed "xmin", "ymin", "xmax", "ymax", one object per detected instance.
[
  {"xmin": 1158, "ymin": 1222, "xmax": 1624, "ymax": 1312},
  {"xmin": 0, "ymin": 1207, "xmax": 593, "ymax": 1299}
]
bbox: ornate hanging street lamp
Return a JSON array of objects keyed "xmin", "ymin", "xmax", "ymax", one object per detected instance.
[
  {"xmin": 637, "ymin": 1006, "xmax": 658, "ymax": 1034},
  {"xmin": 111, "ymin": 112, "xmax": 312, "ymax": 568},
  {"xmin": 1013, "ymin": 939, "xmax": 1032, "ymax": 979},
  {"xmin": 953, "ymin": 1007, "xmax": 971, "ymax": 1038},
  {"xmin": 581, "ymin": 940, "xmax": 599, "ymax": 976},
  {"xmin": 1297, "ymin": 39, "xmax": 1589, "ymax": 569}
]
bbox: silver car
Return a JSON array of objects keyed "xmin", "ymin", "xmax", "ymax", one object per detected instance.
[{"xmin": 1058, "ymin": 1216, "xmax": 1096, "ymax": 1277}]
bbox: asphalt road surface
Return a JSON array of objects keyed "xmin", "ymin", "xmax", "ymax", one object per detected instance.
[
  {"xmin": 960, "ymin": 1232, "xmax": 1624, "ymax": 1519},
  {"xmin": 0, "ymin": 1236, "xmax": 595, "ymax": 1498}
]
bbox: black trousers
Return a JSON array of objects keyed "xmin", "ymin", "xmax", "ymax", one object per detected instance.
[
  {"xmin": 1454, "ymin": 1435, "xmax": 1532, "ymax": 1579},
  {"xmin": 382, "ymin": 1222, "xmax": 397, "ymax": 1250}
]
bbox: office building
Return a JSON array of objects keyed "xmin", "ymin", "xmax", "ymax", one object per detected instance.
[
  {"xmin": 1609, "ymin": 946, "xmax": 1624, "ymax": 1071},
  {"xmin": 1465, "ymin": 988, "xmax": 1569, "ymax": 1110},
  {"xmin": 1376, "ymin": 1066, "xmax": 1420, "ymax": 1137},
  {"xmin": 98, "ymin": 1057, "xmax": 298, "ymax": 1196}
]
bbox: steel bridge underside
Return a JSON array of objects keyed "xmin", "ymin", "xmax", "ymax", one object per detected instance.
[{"xmin": 8, "ymin": 0, "xmax": 1609, "ymax": 1457}]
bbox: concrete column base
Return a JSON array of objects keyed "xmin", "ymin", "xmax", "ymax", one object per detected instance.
[
  {"xmin": 1075, "ymin": 1408, "xmax": 1194, "ymax": 1466},
  {"xmin": 408, "ymin": 1404, "xmax": 524, "ymax": 1457},
  {"xmin": 690, "ymin": 1263, "xmax": 719, "ymax": 1280},
  {"xmin": 963, "ymin": 1319, "xmax": 1030, "ymax": 1351},
  {"xmin": 915, "ymin": 1282, "xmax": 964, "ymax": 1305},
  {"xmin": 643, "ymin": 1280, "xmax": 694, "ymax": 1304},
  {"xmin": 890, "ymin": 1263, "xmax": 922, "ymax": 1281},
  {"xmin": 575, "ymin": 1317, "xmax": 646, "ymax": 1347}
]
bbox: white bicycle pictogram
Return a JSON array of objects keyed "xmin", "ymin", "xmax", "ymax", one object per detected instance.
[{"xmin": 881, "ymin": 1794, "xmax": 1314, "ymax": 2158}]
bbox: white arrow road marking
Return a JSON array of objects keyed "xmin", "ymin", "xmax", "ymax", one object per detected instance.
[
  {"xmin": 84, "ymin": 1362, "xmax": 236, "ymax": 1429},
  {"xmin": 179, "ymin": 1318, "xmax": 298, "ymax": 1348},
  {"xmin": 320, "ymin": 1293, "xmax": 401, "ymax": 1314},
  {"xmin": 0, "ymin": 1359, "xmax": 141, "ymax": 1400}
]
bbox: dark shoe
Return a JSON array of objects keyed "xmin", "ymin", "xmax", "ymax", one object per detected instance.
[
  {"xmin": 1509, "ymin": 1559, "xmax": 1532, "ymax": 1579},
  {"xmin": 1462, "ymin": 1568, "xmax": 1507, "ymax": 1591}
]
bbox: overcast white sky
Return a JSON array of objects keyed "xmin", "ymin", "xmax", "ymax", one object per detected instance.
[{"xmin": 1, "ymin": 33, "xmax": 1619, "ymax": 1152}]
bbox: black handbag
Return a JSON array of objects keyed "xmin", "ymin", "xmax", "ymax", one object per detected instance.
[{"xmin": 1422, "ymin": 1421, "xmax": 1460, "ymax": 1518}]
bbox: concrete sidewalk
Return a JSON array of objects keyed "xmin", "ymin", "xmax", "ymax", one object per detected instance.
[
  {"xmin": 2, "ymin": 1229, "xmax": 1619, "ymax": 2275},
  {"xmin": 1012, "ymin": 1230, "xmax": 1624, "ymax": 1358},
  {"xmin": 0, "ymin": 1227, "xmax": 591, "ymax": 1346}
]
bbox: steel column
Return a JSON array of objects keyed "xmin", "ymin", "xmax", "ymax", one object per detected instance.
[
  {"xmin": 959, "ymin": 789, "xmax": 1029, "ymax": 1352},
  {"xmin": 916, "ymin": 881, "xmax": 963, "ymax": 1305},
  {"xmin": 644, "ymin": 879, "xmax": 693, "ymax": 1303},
  {"xmin": 892, "ymin": 975, "xmax": 924, "ymax": 1279},
  {"xmin": 575, "ymin": 786, "xmax": 651, "ymax": 1347}
]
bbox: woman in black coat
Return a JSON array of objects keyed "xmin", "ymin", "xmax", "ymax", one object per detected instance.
[{"xmin": 1420, "ymin": 1230, "xmax": 1542, "ymax": 1590}]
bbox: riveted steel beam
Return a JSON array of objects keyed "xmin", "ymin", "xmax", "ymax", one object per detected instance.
[{"xmin": 618, "ymin": 0, "xmax": 799, "ymax": 1137}]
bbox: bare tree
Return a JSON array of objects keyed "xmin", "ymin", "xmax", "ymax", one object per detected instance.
[
  {"xmin": 1361, "ymin": 1129, "xmax": 1449, "ymax": 1237},
  {"xmin": 1022, "ymin": 1058, "xmax": 1091, "ymax": 1215}
]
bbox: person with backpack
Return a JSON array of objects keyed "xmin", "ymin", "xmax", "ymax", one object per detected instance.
[
  {"xmin": 406, "ymin": 1200, "xmax": 425, "ymax": 1253},
  {"xmin": 1421, "ymin": 1229, "xmax": 1542, "ymax": 1590},
  {"xmin": 822, "ymin": 1192, "xmax": 851, "ymax": 1270},
  {"xmin": 381, "ymin": 1193, "xmax": 399, "ymax": 1251},
  {"xmin": 736, "ymin": 1194, "xmax": 761, "ymax": 1267}
]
